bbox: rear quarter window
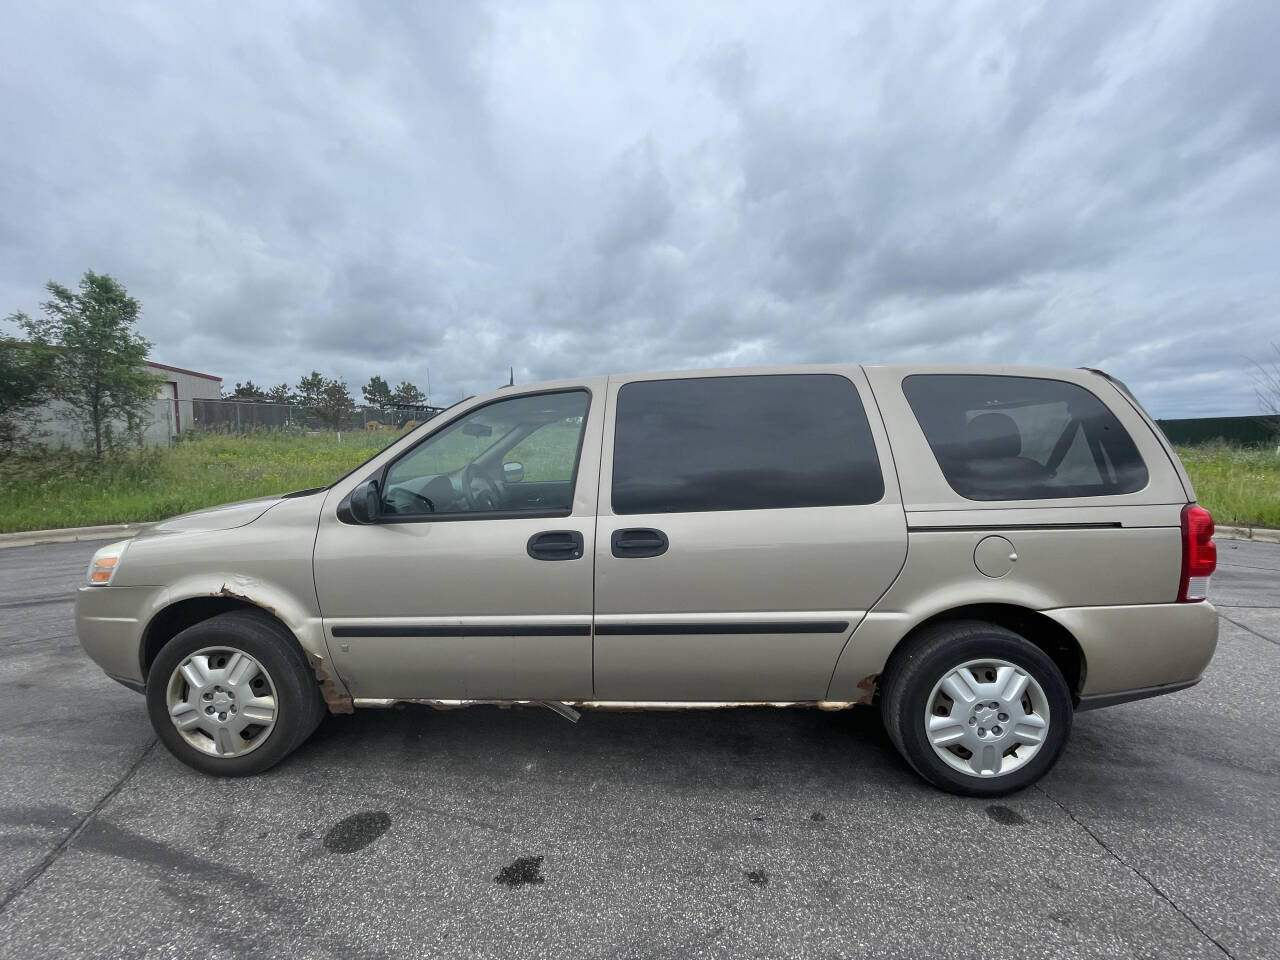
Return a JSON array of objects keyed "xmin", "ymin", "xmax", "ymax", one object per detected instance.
[{"xmin": 902, "ymin": 374, "xmax": 1148, "ymax": 501}]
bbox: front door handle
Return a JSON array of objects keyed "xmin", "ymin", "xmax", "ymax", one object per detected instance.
[
  {"xmin": 611, "ymin": 528, "xmax": 668, "ymax": 558},
  {"xmin": 527, "ymin": 530, "xmax": 584, "ymax": 561}
]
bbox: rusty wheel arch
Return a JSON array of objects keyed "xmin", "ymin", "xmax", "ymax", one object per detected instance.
[{"xmin": 139, "ymin": 595, "xmax": 353, "ymax": 713}]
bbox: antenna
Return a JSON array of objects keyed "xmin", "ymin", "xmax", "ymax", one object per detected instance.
[
  {"xmin": 508, "ymin": 366, "xmax": 514, "ymax": 386},
  {"xmin": 426, "ymin": 367, "xmax": 431, "ymax": 407}
]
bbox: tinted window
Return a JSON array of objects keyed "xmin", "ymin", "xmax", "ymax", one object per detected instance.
[
  {"xmin": 902, "ymin": 375, "xmax": 1148, "ymax": 501},
  {"xmin": 611, "ymin": 374, "xmax": 884, "ymax": 514}
]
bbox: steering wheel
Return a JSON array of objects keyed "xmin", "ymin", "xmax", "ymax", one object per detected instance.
[
  {"xmin": 385, "ymin": 487, "xmax": 434, "ymax": 515},
  {"xmin": 462, "ymin": 463, "xmax": 502, "ymax": 511},
  {"xmin": 403, "ymin": 490, "xmax": 435, "ymax": 513}
]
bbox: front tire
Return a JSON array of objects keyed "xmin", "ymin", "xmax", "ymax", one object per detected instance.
[
  {"xmin": 146, "ymin": 610, "xmax": 325, "ymax": 776},
  {"xmin": 880, "ymin": 620, "xmax": 1073, "ymax": 797}
]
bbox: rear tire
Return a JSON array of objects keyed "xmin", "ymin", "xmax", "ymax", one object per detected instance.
[
  {"xmin": 146, "ymin": 610, "xmax": 325, "ymax": 776},
  {"xmin": 880, "ymin": 620, "xmax": 1072, "ymax": 797}
]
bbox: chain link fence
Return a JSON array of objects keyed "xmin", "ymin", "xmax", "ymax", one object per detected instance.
[{"xmin": 181, "ymin": 398, "xmax": 444, "ymax": 435}]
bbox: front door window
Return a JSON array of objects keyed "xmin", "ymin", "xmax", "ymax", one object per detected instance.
[{"xmin": 381, "ymin": 390, "xmax": 590, "ymax": 517}]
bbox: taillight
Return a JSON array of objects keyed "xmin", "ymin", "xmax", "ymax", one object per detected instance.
[{"xmin": 1178, "ymin": 504, "xmax": 1216, "ymax": 602}]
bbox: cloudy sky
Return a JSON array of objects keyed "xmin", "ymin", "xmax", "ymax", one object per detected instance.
[{"xmin": 1, "ymin": 1, "xmax": 1277, "ymax": 416}]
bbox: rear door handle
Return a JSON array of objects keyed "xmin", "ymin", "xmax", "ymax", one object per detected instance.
[
  {"xmin": 527, "ymin": 530, "xmax": 584, "ymax": 561},
  {"xmin": 611, "ymin": 528, "xmax": 668, "ymax": 558}
]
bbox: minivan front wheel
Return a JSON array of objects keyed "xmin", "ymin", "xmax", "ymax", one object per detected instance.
[
  {"xmin": 146, "ymin": 611, "xmax": 325, "ymax": 776},
  {"xmin": 164, "ymin": 646, "xmax": 279, "ymax": 759},
  {"xmin": 881, "ymin": 621, "xmax": 1072, "ymax": 797}
]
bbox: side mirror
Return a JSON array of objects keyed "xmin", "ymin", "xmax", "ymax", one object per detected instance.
[
  {"xmin": 502, "ymin": 460, "xmax": 525, "ymax": 483},
  {"xmin": 349, "ymin": 478, "xmax": 382, "ymax": 524}
]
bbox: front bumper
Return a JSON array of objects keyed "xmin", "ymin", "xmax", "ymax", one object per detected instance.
[
  {"xmin": 1046, "ymin": 600, "xmax": 1219, "ymax": 707},
  {"xmin": 75, "ymin": 585, "xmax": 164, "ymax": 685}
]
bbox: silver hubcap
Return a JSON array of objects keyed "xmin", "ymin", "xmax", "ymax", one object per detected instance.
[
  {"xmin": 165, "ymin": 647, "xmax": 278, "ymax": 758},
  {"xmin": 925, "ymin": 658, "xmax": 1050, "ymax": 778}
]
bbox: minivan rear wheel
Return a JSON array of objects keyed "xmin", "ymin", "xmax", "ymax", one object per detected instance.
[
  {"xmin": 881, "ymin": 620, "xmax": 1072, "ymax": 797},
  {"xmin": 146, "ymin": 610, "xmax": 325, "ymax": 776}
]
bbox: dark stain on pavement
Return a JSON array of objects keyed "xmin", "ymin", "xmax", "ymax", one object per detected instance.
[
  {"xmin": 323, "ymin": 810, "xmax": 391, "ymax": 854},
  {"xmin": 745, "ymin": 869, "xmax": 769, "ymax": 886},
  {"xmin": 809, "ymin": 811, "xmax": 826, "ymax": 822},
  {"xmin": 986, "ymin": 805, "xmax": 1027, "ymax": 826},
  {"xmin": 495, "ymin": 855, "xmax": 545, "ymax": 886}
]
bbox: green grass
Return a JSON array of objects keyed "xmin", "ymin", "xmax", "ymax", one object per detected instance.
[
  {"xmin": 1, "ymin": 432, "xmax": 1277, "ymax": 534},
  {"xmin": 1176, "ymin": 443, "xmax": 1280, "ymax": 529},
  {"xmin": 0, "ymin": 430, "xmax": 392, "ymax": 533}
]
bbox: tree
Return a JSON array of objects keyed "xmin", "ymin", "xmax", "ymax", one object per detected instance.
[
  {"xmin": 296, "ymin": 371, "xmax": 326, "ymax": 409},
  {"xmin": 318, "ymin": 378, "xmax": 354, "ymax": 430},
  {"xmin": 390, "ymin": 380, "xmax": 426, "ymax": 407},
  {"xmin": 12, "ymin": 272, "xmax": 160, "ymax": 458},
  {"xmin": 296, "ymin": 370, "xmax": 353, "ymax": 430},
  {"xmin": 0, "ymin": 336, "xmax": 55, "ymax": 452},
  {"xmin": 362, "ymin": 375, "xmax": 394, "ymax": 412},
  {"xmin": 265, "ymin": 383, "xmax": 295, "ymax": 404},
  {"xmin": 225, "ymin": 380, "xmax": 267, "ymax": 402}
]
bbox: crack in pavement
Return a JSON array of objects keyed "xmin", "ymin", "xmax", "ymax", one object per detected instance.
[
  {"xmin": 1218, "ymin": 612, "xmax": 1280, "ymax": 648},
  {"xmin": 0, "ymin": 738, "xmax": 158, "ymax": 915},
  {"xmin": 0, "ymin": 634, "xmax": 77, "ymax": 650},
  {"xmin": 1034, "ymin": 783, "xmax": 1235, "ymax": 959},
  {"xmin": 0, "ymin": 595, "xmax": 74, "ymax": 611},
  {"xmin": 1216, "ymin": 561, "xmax": 1280, "ymax": 573}
]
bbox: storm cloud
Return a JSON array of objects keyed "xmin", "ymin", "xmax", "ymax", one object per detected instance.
[{"xmin": 2, "ymin": 0, "xmax": 1277, "ymax": 416}]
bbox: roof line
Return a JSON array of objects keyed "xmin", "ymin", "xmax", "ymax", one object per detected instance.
[{"xmin": 147, "ymin": 360, "xmax": 221, "ymax": 382}]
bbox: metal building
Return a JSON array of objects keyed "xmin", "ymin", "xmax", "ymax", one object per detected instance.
[
  {"xmin": 146, "ymin": 361, "xmax": 223, "ymax": 435},
  {"xmin": 26, "ymin": 358, "xmax": 222, "ymax": 449}
]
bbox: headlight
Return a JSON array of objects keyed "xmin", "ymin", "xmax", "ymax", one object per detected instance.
[{"xmin": 86, "ymin": 540, "xmax": 130, "ymax": 586}]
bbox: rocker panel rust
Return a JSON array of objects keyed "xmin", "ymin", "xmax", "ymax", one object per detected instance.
[{"xmin": 308, "ymin": 652, "xmax": 355, "ymax": 714}]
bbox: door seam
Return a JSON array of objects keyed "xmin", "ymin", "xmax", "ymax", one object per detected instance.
[
  {"xmin": 821, "ymin": 366, "xmax": 912, "ymax": 700},
  {"xmin": 590, "ymin": 374, "xmax": 611, "ymax": 698}
]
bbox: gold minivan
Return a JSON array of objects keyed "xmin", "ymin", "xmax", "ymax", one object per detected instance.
[{"xmin": 76, "ymin": 365, "xmax": 1218, "ymax": 796}]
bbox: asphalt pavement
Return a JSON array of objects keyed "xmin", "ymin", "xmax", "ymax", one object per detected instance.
[{"xmin": 0, "ymin": 537, "xmax": 1276, "ymax": 959}]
